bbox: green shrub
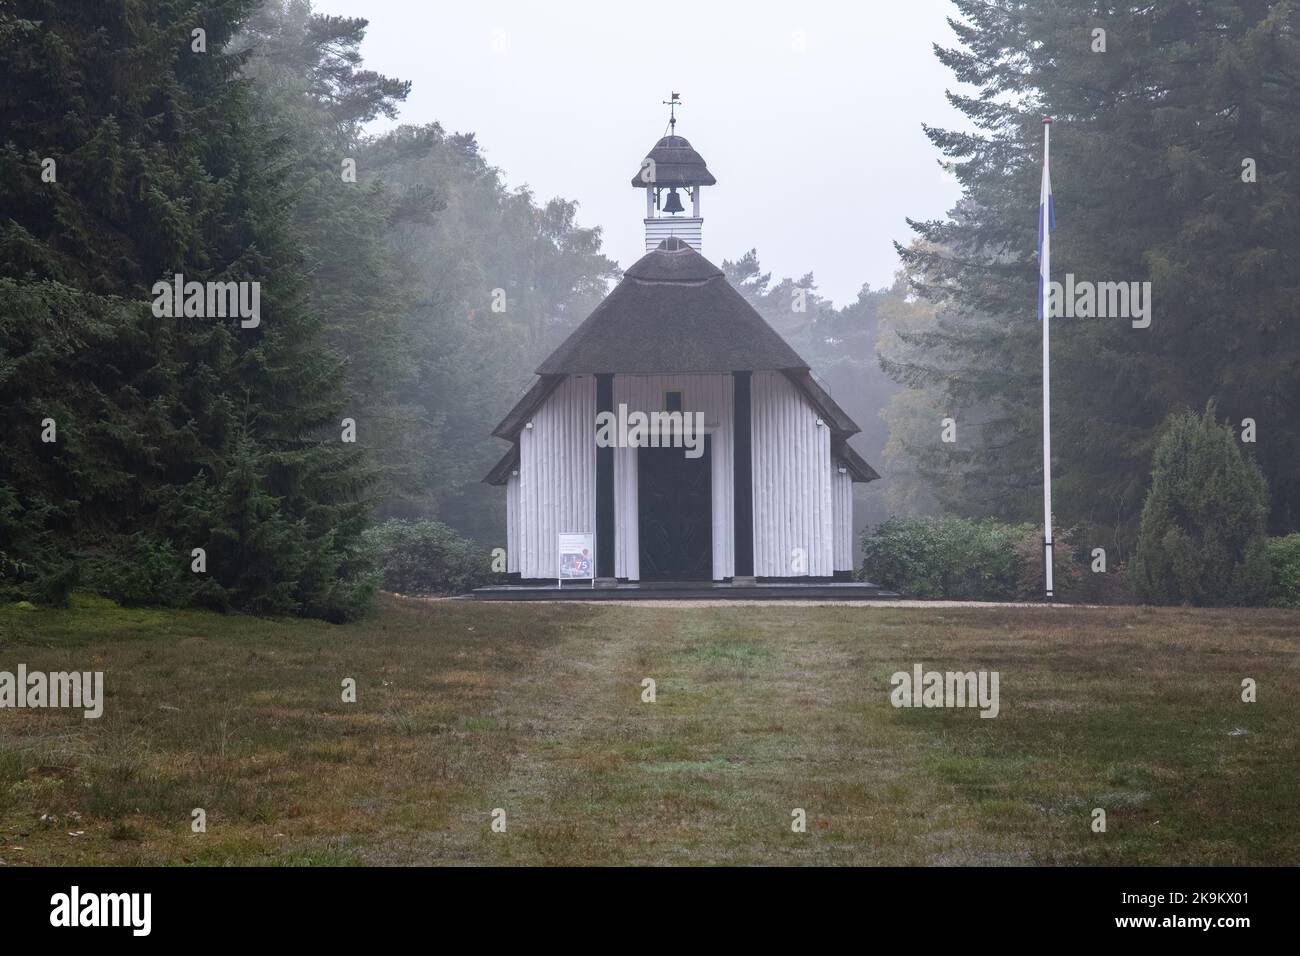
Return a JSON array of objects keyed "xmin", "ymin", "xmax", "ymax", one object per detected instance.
[
  {"xmin": 80, "ymin": 535, "xmax": 191, "ymax": 609},
  {"xmin": 77, "ymin": 533, "xmax": 232, "ymax": 613},
  {"xmin": 363, "ymin": 519, "xmax": 496, "ymax": 595},
  {"xmin": 1068, "ymin": 556, "xmax": 1134, "ymax": 605},
  {"xmin": 0, "ymin": 484, "xmax": 78, "ymax": 607},
  {"xmin": 859, "ymin": 516, "xmax": 1114, "ymax": 602},
  {"xmin": 2, "ymin": 442, "xmax": 379, "ymax": 622},
  {"xmin": 863, "ymin": 516, "xmax": 1038, "ymax": 600},
  {"xmin": 1266, "ymin": 534, "xmax": 1300, "ymax": 608},
  {"xmin": 1132, "ymin": 404, "xmax": 1271, "ymax": 606},
  {"xmin": 1009, "ymin": 523, "xmax": 1097, "ymax": 601}
]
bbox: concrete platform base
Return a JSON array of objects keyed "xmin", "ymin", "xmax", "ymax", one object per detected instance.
[{"xmin": 468, "ymin": 581, "xmax": 897, "ymax": 601}]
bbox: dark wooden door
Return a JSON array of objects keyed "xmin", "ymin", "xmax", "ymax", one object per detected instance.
[{"xmin": 638, "ymin": 438, "xmax": 712, "ymax": 581}]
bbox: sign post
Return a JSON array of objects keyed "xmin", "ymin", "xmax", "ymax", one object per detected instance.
[{"xmin": 557, "ymin": 532, "xmax": 595, "ymax": 590}]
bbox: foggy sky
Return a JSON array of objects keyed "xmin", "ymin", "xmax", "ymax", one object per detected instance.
[{"xmin": 311, "ymin": 0, "xmax": 968, "ymax": 307}]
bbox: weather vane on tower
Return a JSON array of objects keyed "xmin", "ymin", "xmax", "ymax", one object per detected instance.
[{"xmin": 663, "ymin": 91, "xmax": 681, "ymax": 134}]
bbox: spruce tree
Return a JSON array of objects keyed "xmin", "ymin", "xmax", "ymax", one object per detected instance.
[
  {"xmin": 1132, "ymin": 404, "xmax": 1271, "ymax": 605},
  {"xmin": 0, "ymin": 0, "xmax": 376, "ymax": 618},
  {"xmin": 890, "ymin": 1, "xmax": 1300, "ymax": 548}
]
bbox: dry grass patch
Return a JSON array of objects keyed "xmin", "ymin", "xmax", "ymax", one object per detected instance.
[{"xmin": 1, "ymin": 595, "xmax": 1296, "ymax": 865}]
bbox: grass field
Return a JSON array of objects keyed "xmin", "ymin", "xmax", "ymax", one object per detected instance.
[{"xmin": 0, "ymin": 594, "xmax": 1296, "ymax": 866}]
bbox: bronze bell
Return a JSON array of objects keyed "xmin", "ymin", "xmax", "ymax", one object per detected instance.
[{"xmin": 661, "ymin": 187, "xmax": 685, "ymax": 214}]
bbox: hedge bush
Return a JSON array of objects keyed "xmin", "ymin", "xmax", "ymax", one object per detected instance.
[
  {"xmin": 363, "ymin": 519, "xmax": 496, "ymax": 595},
  {"xmin": 861, "ymin": 516, "xmax": 1086, "ymax": 601},
  {"xmin": 1266, "ymin": 534, "xmax": 1300, "ymax": 608}
]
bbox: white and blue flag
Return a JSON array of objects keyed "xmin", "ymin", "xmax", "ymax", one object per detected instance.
[{"xmin": 1037, "ymin": 134, "xmax": 1055, "ymax": 321}]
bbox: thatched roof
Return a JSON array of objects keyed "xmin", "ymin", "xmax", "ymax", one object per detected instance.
[
  {"xmin": 484, "ymin": 443, "xmax": 520, "ymax": 487},
  {"xmin": 834, "ymin": 440, "xmax": 881, "ymax": 483},
  {"xmin": 484, "ymin": 240, "xmax": 879, "ymax": 484},
  {"xmin": 630, "ymin": 135, "xmax": 717, "ymax": 187},
  {"xmin": 535, "ymin": 239, "xmax": 804, "ymax": 375},
  {"xmin": 491, "ymin": 376, "xmax": 563, "ymax": 440}
]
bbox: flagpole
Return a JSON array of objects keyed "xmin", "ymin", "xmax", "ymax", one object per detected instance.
[{"xmin": 1040, "ymin": 117, "xmax": 1055, "ymax": 601}]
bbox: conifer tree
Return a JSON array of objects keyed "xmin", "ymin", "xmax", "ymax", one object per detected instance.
[
  {"xmin": 889, "ymin": 1, "xmax": 1300, "ymax": 549},
  {"xmin": 1132, "ymin": 404, "xmax": 1271, "ymax": 606},
  {"xmin": 0, "ymin": 0, "xmax": 376, "ymax": 618}
]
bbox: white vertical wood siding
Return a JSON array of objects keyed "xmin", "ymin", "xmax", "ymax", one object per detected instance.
[
  {"xmin": 505, "ymin": 471, "xmax": 520, "ymax": 574},
  {"xmin": 831, "ymin": 459, "xmax": 854, "ymax": 572},
  {"xmin": 613, "ymin": 373, "xmax": 734, "ymax": 580},
  {"xmin": 750, "ymin": 371, "xmax": 834, "ymax": 577},
  {"xmin": 643, "ymin": 217, "xmax": 703, "ymax": 252},
  {"xmin": 518, "ymin": 375, "xmax": 595, "ymax": 579},
  {"xmin": 613, "ymin": 437, "xmax": 639, "ymax": 579},
  {"xmin": 514, "ymin": 370, "xmax": 841, "ymax": 581}
]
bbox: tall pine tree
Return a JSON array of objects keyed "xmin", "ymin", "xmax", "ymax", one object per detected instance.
[
  {"xmin": 0, "ymin": 0, "xmax": 376, "ymax": 618},
  {"xmin": 888, "ymin": 1, "xmax": 1300, "ymax": 551}
]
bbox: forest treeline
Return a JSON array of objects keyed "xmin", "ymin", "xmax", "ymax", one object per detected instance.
[
  {"xmin": 885, "ymin": 0, "xmax": 1300, "ymax": 560},
  {"xmin": 3, "ymin": 0, "xmax": 1297, "ymax": 616},
  {"xmin": 0, "ymin": 0, "xmax": 906, "ymax": 617},
  {"xmin": 0, "ymin": 0, "xmax": 619, "ymax": 617}
]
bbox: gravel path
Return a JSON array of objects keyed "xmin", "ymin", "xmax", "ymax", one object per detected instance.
[
  {"xmin": 550, "ymin": 599, "xmax": 1097, "ymax": 608},
  {"xmin": 409, "ymin": 595, "xmax": 1097, "ymax": 609}
]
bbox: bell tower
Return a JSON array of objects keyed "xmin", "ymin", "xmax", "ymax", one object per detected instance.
[{"xmin": 631, "ymin": 93, "xmax": 716, "ymax": 253}]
